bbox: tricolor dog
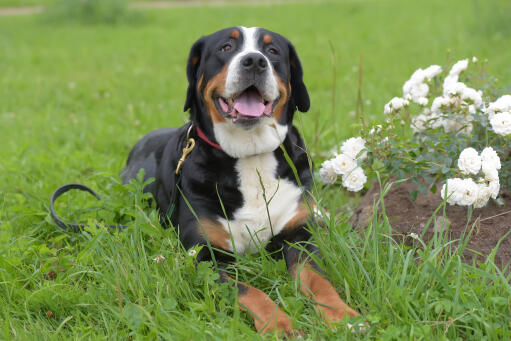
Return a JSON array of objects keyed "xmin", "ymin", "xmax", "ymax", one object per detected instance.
[{"xmin": 121, "ymin": 26, "xmax": 359, "ymax": 335}]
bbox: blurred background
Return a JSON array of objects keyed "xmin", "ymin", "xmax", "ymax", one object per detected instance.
[{"xmin": 1, "ymin": 0, "xmax": 510, "ymax": 199}]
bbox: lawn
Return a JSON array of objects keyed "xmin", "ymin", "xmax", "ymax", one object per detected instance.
[{"xmin": 1, "ymin": 0, "xmax": 511, "ymax": 339}]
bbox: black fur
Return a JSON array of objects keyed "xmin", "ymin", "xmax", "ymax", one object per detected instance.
[{"xmin": 121, "ymin": 27, "xmax": 313, "ymax": 261}]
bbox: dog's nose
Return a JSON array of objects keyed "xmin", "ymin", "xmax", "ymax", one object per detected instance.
[{"xmin": 241, "ymin": 53, "xmax": 267, "ymax": 73}]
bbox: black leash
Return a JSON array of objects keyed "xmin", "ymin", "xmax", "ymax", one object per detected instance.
[
  {"xmin": 50, "ymin": 183, "xmax": 128, "ymax": 232},
  {"xmin": 50, "ymin": 124, "xmax": 197, "ymax": 233}
]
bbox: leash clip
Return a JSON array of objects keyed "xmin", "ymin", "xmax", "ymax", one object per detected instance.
[{"xmin": 175, "ymin": 125, "xmax": 195, "ymax": 175}]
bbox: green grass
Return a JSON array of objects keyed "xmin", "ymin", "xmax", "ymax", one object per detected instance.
[
  {"xmin": 1, "ymin": 0, "xmax": 511, "ymax": 339},
  {"xmin": 0, "ymin": 0, "xmax": 247, "ymax": 7}
]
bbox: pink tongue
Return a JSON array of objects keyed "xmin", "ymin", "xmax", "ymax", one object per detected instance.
[{"xmin": 233, "ymin": 88, "xmax": 265, "ymax": 117}]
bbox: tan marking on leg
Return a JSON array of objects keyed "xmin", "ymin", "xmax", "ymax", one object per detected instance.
[
  {"xmin": 237, "ymin": 283, "xmax": 296, "ymax": 336},
  {"xmin": 296, "ymin": 263, "xmax": 359, "ymax": 327},
  {"xmin": 198, "ymin": 219, "xmax": 230, "ymax": 250},
  {"xmin": 203, "ymin": 65, "xmax": 228, "ymax": 123},
  {"xmin": 230, "ymin": 29, "xmax": 240, "ymax": 39},
  {"xmin": 263, "ymin": 34, "xmax": 272, "ymax": 44},
  {"xmin": 283, "ymin": 201, "xmax": 311, "ymax": 232}
]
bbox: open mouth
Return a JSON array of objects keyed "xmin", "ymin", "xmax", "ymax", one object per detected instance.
[{"xmin": 215, "ymin": 86, "xmax": 277, "ymax": 124}]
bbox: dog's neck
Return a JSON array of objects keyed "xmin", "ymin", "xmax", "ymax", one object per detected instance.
[
  {"xmin": 212, "ymin": 117, "xmax": 289, "ymax": 158},
  {"xmin": 190, "ymin": 106, "xmax": 290, "ymax": 159}
]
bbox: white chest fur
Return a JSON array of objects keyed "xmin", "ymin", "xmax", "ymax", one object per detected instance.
[{"xmin": 217, "ymin": 152, "xmax": 302, "ymax": 254}]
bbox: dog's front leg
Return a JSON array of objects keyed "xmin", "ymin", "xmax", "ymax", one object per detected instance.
[
  {"xmin": 218, "ymin": 271, "xmax": 297, "ymax": 336},
  {"xmin": 283, "ymin": 240, "xmax": 359, "ymax": 328}
]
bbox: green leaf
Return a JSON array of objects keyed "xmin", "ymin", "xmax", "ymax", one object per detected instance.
[
  {"xmin": 123, "ymin": 304, "xmax": 145, "ymax": 331},
  {"xmin": 410, "ymin": 189, "xmax": 418, "ymax": 201}
]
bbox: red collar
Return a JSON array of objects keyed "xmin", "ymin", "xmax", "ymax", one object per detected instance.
[{"xmin": 195, "ymin": 126, "xmax": 223, "ymax": 150}]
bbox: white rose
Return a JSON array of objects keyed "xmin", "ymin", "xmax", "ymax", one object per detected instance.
[
  {"xmin": 431, "ymin": 96, "xmax": 455, "ymax": 114},
  {"xmin": 474, "ymin": 183, "xmax": 491, "ymax": 209},
  {"xmin": 442, "ymin": 59, "xmax": 468, "ymax": 94},
  {"xmin": 445, "ymin": 81, "xmax": 467, "ymax": 96},
  {"xmin": 449, "ymin": 59, "xmax": 469, "ymax": 76},
  {"xmin": 461, "ymin": 87, "xmax": 483, "ymax": 107},
  {"xmin": 490, "ymin": 112, "xmax": 511, "ymax": 136},
  {"xmin": 483, "ymin": 167, "xmax": 499, "ymax": 182},
  {"xmin": 410, "ymin": 83, "xmax": 429, "ymax": 102},
  {"xmin": 416, "ymin": 97, "xmax": 429, "ymax": 106},
  {"xmin": 384, "ymin": 97, "xmax": 409, "ymax": 114},
  {"xmin": 489, "ymin": 179, "xmax": 500, "ymax": 199},
  {"xmin": 443, "ymin": 75, "xmax": 459, "ymax": 93},
  {"xmin": 331, "ymin": 154, "xmax": 357, "ymax": 175},
  {"xmin": 341, "ymin": 137, "xmax": 367, "ymax": 160},
  {"xmin": 341, "ymin": 167, "xmax": 367, "ymax": 192},
  {"xmin": 457, "ymin": 178, "xmax": 479, "ymax": 206},
  {"xmin": 480, "ymin": 147, "xmax": 501, "ymax": 171},
  {"xmin": 487, "ymin": 95, "xmax": 511, "ymax": 117},
  {"xmin": 403, "ymin": 78, "xmax": 429, "ymax": 104},
  {"xmin": 423, "ymin": 65, "xmax": 442, "ymax": 80},
  {"xmin": 411, "ymin": 114, "xmax": 428, "ymax": 133},
  {"xmin": 441, "ymin": 178, "xmax": 464, "ymax": 205},
  {"xmin": 403, "ymin": 69, "xmax": 426, "ymax": 94},
  {"xmin": 319, "ymin": 159, "xmax": 337, "ymax": 184},
  {"xmin": 457, "ymin": 147, "xmax": 481, "ymax": 175},
  {"xmin": 402, "ymin": 66, "xmax": 441, "ymax": 105}
]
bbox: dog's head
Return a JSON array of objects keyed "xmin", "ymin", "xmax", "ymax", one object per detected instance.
[{"xmin": 183, "ymin": 27, "xmax": 309, "ymax": 158}]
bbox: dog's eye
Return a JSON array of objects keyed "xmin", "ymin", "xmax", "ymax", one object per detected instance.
[
  {"xmin": 220, "ymin": 43, "xmax": 232, "ymax": 52},
  {"xmin": 267, "ymin": 47, "xmax": 279, "ymax": 55}
]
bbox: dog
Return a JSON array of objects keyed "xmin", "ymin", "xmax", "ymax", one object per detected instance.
[{"xmin": 121, "ymin": 26, "xmax": 359, "ymax": 335}]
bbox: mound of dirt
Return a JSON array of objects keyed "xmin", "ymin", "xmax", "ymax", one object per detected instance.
[{"xmin": 352, "ymin": 181, "xmax": 511, "ymax": 269}]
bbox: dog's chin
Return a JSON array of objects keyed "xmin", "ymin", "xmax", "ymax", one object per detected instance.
[
  {"xmin": 231, "ymin": 116, "xmax": 262, "ymax": 130},
  {"xmin": 212, "ymin": 116, "xmax": 289, "ymax": 158}
]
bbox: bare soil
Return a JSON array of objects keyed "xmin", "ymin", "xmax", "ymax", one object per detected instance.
[{"xmin": 352, "ymin": 181, "xmax": 511, "ymax": 270}]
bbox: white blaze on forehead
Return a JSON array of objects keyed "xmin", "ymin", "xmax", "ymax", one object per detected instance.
[
  {"xmin": 241, "ymin": 26, "xmax": 258, "ymax": 51},
  {"xmin": 224, "ymin": 26, "xmax": 279, "ymax": 100}
]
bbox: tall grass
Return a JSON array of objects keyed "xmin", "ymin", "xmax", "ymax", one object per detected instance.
[{"xmin": 1, "ymin": 0, "xmax": 511, "ymax": 338}]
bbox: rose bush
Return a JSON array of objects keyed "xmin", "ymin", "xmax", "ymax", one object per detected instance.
[{"xmin": 320, "ymin": 58, "xmax": 510, "ymax": 209}]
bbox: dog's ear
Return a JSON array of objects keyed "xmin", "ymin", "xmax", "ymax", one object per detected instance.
[
  {"xmin": 184, "ymin": 37, "xmax": 206, "ymax": 112},
  {"xmin": 288, "ymin": 42, "xmax": 310, "ymax": 113}
]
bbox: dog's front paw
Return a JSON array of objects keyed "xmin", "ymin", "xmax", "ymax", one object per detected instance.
[
  {"xmin": 257, "ymin": 309, "xmax": 300, "ymax": 337},
  {"xmin": 317, "ymin": 304, "xmax": 359, "ymax": 328}
]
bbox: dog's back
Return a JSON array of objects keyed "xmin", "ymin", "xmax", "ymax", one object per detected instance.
[{"xmin": 120, "ymin": 127, "xmax": 177, "ymax": 195}]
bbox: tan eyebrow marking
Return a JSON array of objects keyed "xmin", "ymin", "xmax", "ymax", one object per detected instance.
[
  {"xmin": 263, "ymin": 34, "xmax": 272, "ymax": 44},
  {"xmin": 191, "ymin": 57, "xmax": 199, "ymax": 65},
  {"xmin": 230, "ymin": 29, "xmax": 240, "ymax": 39}
]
